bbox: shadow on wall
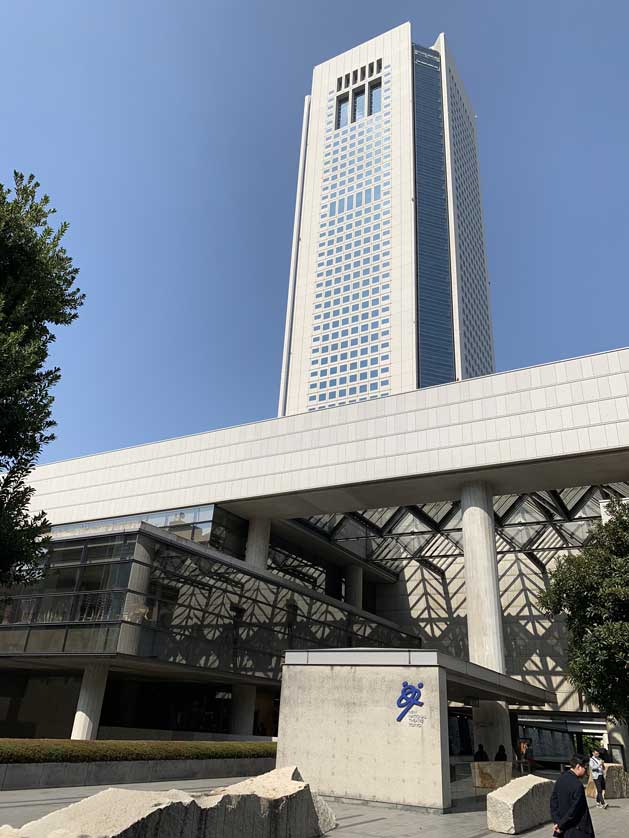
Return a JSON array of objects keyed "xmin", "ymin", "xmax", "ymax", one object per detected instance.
[
  {"xmin": 377, "ymin": 554, "xmax": 579, "ymax": 708},
  {"xmin": 0, "ymin": 671, "xmax": 81, "ymax": 738}
]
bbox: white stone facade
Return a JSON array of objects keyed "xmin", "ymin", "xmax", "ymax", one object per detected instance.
[
  {"xmin": 278, "ymin": 24, "xmax": 494, "ymax": 416},
  {"xmin": 30, "ymin": 347, "xmax": 629, "ymax": 524}
]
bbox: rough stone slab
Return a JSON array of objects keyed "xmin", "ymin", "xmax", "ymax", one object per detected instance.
[
  {"xmin": 8, "ymin": 787, "xmax": 197, "ymax": 838},
  {"xmin": 200, "ymin": 765, "xmax": 336, "ymax": 836},
  {"xmin": 470, "ymin": 761, "xmax": 512, "ymax": 790},
  {"xmin": 0, "ymin": 766, "xmax": 336, "ymax": 837},
  {"xmin": 487, "ymin": 774, "xmax": 553, "ymax": 834}
]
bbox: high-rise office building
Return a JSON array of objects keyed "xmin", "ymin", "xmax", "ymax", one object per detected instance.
[{"xmin": 278, "ymin": 23, "xmax": 495, "ymax": 416}]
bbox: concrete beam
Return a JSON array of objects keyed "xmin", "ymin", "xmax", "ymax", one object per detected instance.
[{"xmin": 28, "ymin": 348, "xmax": 629, "ymax": 524}]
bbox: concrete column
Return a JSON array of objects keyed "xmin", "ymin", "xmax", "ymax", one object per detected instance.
[
  {"xmin": 606, "ymin": 717, "xmax": 629, "ymax": 767},
  {"xmin": 118, "ymin": 534, "xmax": 154, "ymax": 656},
  {"xmin": 245, "ymin": 518, "xmax": 271, "ymax": 570},
  {"xmin": 70, "ymin": 663, "xmax": 109, "ymax": 740},
  {"xmin": 230, "ymin": 684, "xmax": 256, "ymax": 736},
  {"xmin": 461, "ymin": 481, "xmax": 512, "ymax": 758},
  {"xmin": 128, "ymin": 533, "xmax": 153, "ymax": 594},
  {"xmin": 345, "ymin": 565, "xmax": 364, "ymax": 609}
]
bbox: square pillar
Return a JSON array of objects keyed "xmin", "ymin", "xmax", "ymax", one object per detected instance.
[
  {"xmin": 245, "ymin": 518, "xmax": 271, "ymax": 570},
  {"xmin": 230, "ymin": 684, "xmax": 257, "ymax": 736},
  {"xmin": 345, "ymin": 565, "xmax": 364, "ymax": 609}
]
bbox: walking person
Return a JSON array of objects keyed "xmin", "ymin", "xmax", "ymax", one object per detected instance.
[
  {"xmin": 589, "ymin": 748, "xmax": 608, "ymax": 809},
  {"xmin": 550, "ymin": 754, "xmax": 595, "ymax": 837}
]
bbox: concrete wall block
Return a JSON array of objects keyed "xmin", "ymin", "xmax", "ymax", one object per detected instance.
[
  {"xmin": 41, "ymin": 762, "xmax": 89, "ymax": 789},
  {"xmin": 2, "ymin": 763, "xmax": 45, "ymax": 791},
  {"xmin": 487, "ymin": 774, "xmax": 554, "ymax": 834},
  {"xmin": 0, "ymin": 757, "xmax": 277, "ymax": 791},
  {"xmin": 84, "ymin": 759, "xmax": 152, "ymax": 786}
]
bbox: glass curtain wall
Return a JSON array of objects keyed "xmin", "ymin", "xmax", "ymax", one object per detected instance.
[{"xmin": 413, "ymin": 45, "xmax": 456, "ymax": 387}]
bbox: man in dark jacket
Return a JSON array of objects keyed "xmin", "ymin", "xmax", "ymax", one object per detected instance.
[{"xmin": 550, "ymin": 754, "xmax": 595, "ymax": 837}]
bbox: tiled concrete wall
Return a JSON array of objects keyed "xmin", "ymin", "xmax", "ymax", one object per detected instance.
[{"xmin": 30, "ymin": 347, "xmax": 629, "ymax": 525}]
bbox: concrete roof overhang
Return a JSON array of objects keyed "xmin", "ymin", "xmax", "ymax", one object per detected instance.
[
  {"xmin": 284, "ymin": 648, "xmax": 556, "ymax": 706},
  {"xmin": 29, "ymin": 348, "xmax": 629, "ymax": 526},
  {"xmin": 224, "ymin": 448, "xmax": 629, "ymax": 519}
]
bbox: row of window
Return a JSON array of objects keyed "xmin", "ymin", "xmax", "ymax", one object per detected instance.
[
  {"xmin": 336, "ymin": 59, "xmax": 382, "ymax": 92},
  {"xmin": 307, "ymin": 75, "xmax": 392, "ymax": 411},
  {"xmin": 328, "ymin": 185, "xmax": 382, "ymax": 217},
  {"xmin": 309, "ymin": 379, "xmax": 390, "ymax": 403},
  {"xmin": 313, "ymin": 335, "xmax": 390, "ymax": 362},
  {"xmin": 336, "ymin": 80, "xmax": 382, "ymax": 129}
]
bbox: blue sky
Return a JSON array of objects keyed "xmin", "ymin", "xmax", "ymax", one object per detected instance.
[{"xmin": 2, "ymin": 1, "xmax": 628, "ymax": 463}]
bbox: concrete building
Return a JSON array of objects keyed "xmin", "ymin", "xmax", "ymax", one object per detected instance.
[
  {"xmin": 0, "ymin": 24, "xmax": 625, "ymax": 772},
  {"xmin": 1, "ymin": 346, "xmax": 628, "ymax": 763},
  {"xmin": 279, "ymin": 23, "xmax": 494, "ymax": 417}
]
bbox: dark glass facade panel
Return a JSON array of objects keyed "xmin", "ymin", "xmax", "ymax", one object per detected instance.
[
  {"xmin": 49, "ymin": 505, "xmax": 238, "ymax": 556},
  {"xmin": 85, "ymin": 534, "xmax": 136, "ymax": 563},
  {"xmin": 79, "ymin": 562, "xmax": 130, "ymax": 591},
  {"xmin": 336, "ymin": 95, "xmax": 349, "ymax": 129},
  {"xmin": 208, "ymin": 507, "xmax": 248, "ymax": 559},
  {"xmin": 352, "ymin": 87, "xmax": 365, "ymax": 121},
  {"xmin": 412, "ymin": 45, "xmax": 456, "ymax": 387},
  {"xmin": 48, "ymin": 542, "xmax": 84, "ymax": 565},
  {"xmin": 369, "ymin": 80, "xmax": 382, "ymax": 115},
  {"xmin": 1, "ymin": 525, "xmax": 420, "ymax": 677}
]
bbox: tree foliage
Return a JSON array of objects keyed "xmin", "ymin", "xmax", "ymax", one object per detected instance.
[
  {"xmin": 538, "ymin": 499, "xmax": 629, "ymax": 721},
  {"xmin": 0, "ymin": 172, "xmax": 83, "ymax": 586}
]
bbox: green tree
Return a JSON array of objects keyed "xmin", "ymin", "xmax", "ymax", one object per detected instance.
[
  {"xmin": 538, "ymin": 498, "xmax": 629, "ymax": 722},
  {"xmin": 0, "ymin": 172, "xmax": 84, "ymax": 586}
]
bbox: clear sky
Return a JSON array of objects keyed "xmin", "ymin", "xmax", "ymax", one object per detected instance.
[{"xmin": 2, "ymin": 0, "xmax": 628, "ymax": 463}]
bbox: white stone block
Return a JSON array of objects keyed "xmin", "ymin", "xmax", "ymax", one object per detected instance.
[
  {"xmin": 3, "ymin": 767, "xmax": 336, "ymax": 838},
  {"xmin": 487, "ymin": 774, "xmax": 553, "ymax": 834},
  {"xmin": 10, "ymin": 787, "xmax": 197, "ymax": 838}
]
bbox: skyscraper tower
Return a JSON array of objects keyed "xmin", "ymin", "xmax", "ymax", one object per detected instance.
[{"xmin": 278, "ymin": 22, "xmax": 494, "ymax": 416}]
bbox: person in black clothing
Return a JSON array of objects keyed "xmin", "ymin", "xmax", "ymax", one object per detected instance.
[
  {"xmin": 495, "ymin": 744, "xmax": 508, "ymax": 761},
  {"xmin": 474, "ymin": 743, "xmax": 489, "ymax": 762},
  {"xmin": 550, "ymin": 754, "xmax": 595, "ymax": 837}
]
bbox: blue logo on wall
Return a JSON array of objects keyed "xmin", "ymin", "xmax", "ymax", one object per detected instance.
[{"xmin": 396, "ymin": 681, "xmax": 424, "ymax": 721}]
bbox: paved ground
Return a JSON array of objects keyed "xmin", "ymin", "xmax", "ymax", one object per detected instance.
[
  {"xmin": 331, "ymin": 797, "xmax": 628, "ymax": 837},
  {"xmin": 0, "ymin": 776, "xmax": 627, "ymax": 836}
]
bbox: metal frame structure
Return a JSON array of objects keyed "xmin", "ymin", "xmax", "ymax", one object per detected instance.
[{"xmin": 300, "ymin": 482, "xmax": 629, "ymax": 577}]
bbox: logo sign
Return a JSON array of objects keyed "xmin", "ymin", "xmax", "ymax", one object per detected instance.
[{"xmin": 395, "ymin": 680, "xmax": 424, "ymax": 722}]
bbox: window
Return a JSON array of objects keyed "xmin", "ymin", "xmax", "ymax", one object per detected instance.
[
  {"xmin": 352, "ymin": 87, "xmax": 365, "ymax": 122},
  {"xmin": 336, "ymin": 95, "xmax": 349, "ymax": 129},
  {"xmin": 369, "ymin": 80, "xmax": 382, "ymax": 115},
  {"xmin": 377, "ymin": 58, "xmax": 382, "ymax": 73},
  {"xmin": 368, "ymin": 62, "xmax": 374, "ymax": 76}
]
